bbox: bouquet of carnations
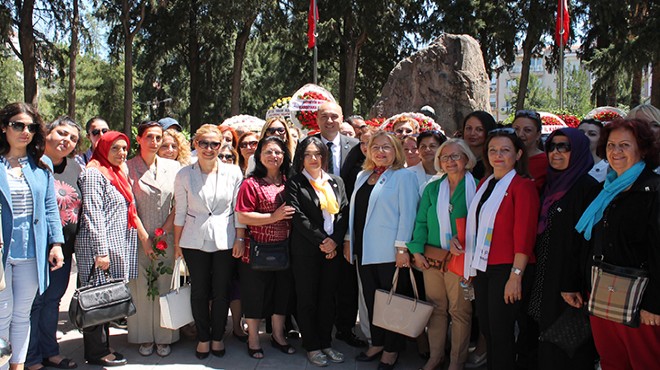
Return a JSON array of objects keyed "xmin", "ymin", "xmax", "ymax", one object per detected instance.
[{"xmin": 380, "ymin": 112, "xmax": 443, "ymax": 133}]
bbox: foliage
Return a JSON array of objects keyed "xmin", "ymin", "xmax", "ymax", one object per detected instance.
[
  {"xmin": 145, "ymin": 227, "xmax": 172, "ymax": 300},
  {"xmin": 506, "ymin": 74, "xmax": 557, "ymax": 114},
  {"xmin": 563, "ymin": 65, "xmax": 594, "ymax": 116},
  {"xmin": 0, "ymin": 47, "xmax": 23, "ymax": 105}
]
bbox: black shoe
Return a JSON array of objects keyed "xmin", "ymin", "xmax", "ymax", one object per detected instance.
[
  {"xmin": 87, "ymin": 355, "xmax": 127, "ymax": 367},
  {"xmin": 211, "ymin": 349, "xmax": 225, "ymax": 358},
  {"xmin": 377, "ymin": 361, "xmax": 396, "ymax": 370},
  {"xmin": 355, "ymin": 350, "xmax": 383, "ymax": 362},
  {"xmin": 270, "ymin": 335, "xmax": 296, "ymax": 354},
  {"xmin": 195, "ymin": 350, "xmax": 209, "ymax": 359},
  {"xmin": 232, "ymin": 331, "xmax": 248, "ymax": 343},
  {"xmin": 336, "ymin": 331, "xmax": 367, "ymax": 347}
]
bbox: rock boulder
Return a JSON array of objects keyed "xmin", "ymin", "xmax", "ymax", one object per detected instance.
[{"xmin": 369, "ymin": 34, "xmax": 491, "ymax": 134}]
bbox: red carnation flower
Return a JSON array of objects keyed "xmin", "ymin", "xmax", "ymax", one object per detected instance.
[
  {"xmin": 154, "ymin": 228, "xmax": 165, "ymax": 237},
  {"xmin": 156, "ymin": 240, "xmax": 168, "ymax": 251}
]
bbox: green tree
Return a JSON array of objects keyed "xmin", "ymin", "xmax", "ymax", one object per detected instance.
[
  {"xmin": 0, "ymin": 46, "xmax": 23, "ymax": 105},
  {"xmin": 563, "ymin": 65, "xmax": 594, "ymax": 116},
  {"xmin": 506, "ymin": 74, "xmax": 556, "ymax": 114}
]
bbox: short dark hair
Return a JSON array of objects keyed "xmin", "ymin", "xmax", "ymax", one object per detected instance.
[
  {"xmin": 346, "ymin": 115, "xmax": 365, "ymax": 126},
  {"xmin": 293, "ymin": 136, "xmax": 328, "ymax": 173},
  {"xmin": 85, "ymin": 116, "xmax": 107, "ymax": 133},
  {"xmin": 137, "ymin": 120, "xmax": 162, "ymax": 137},
  {"xmin": 462, "ymin": 110, "xmax": 497, "ymax": 134},
  {"xmin": 416, "ymin": 130, "xmax": 447, "ymax": 148},
  {"xmin": 0, "ymin": 102, "xmax": 47, "ymax": 168},
  {"xmin": 250, "ymin": 136, "xmax": 291, "ymax": 178},
  {"xmin": 597, "ymin": 118, "xmax": 660, "ymax": 168},
  {"xmin": 46, "ymin": 116, "xmax": 83, "ymax": 154},
  {"xmin": 483, "ymin": 128, "xmax": 529, "ymax": 178},
  {"xmin": 578, "ymin": 118, "xmax": 604, "ymax": 130},
  {"xmin": 514, "ymin": 110, "xmax": 542, "ymax": 132}
]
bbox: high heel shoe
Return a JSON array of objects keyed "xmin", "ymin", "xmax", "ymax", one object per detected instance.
[
  {"xmin": 270, "ymin": 335, "xmax": 296, "ymax": 354},
  {"xmin": 247, "ymin": 343, "xmax": 264, "ymax": 359},
  {"xmin": 355, "ymin": 349, "xmax": 383, "ymax": 362}
]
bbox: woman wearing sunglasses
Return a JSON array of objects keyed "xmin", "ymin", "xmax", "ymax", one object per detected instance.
[
  {"xmin": 172, "ymin": 124, "xmax": 245, "ymax": 359},
  {"xmin": 0, "ymin": 103, "xmax": 65, "ymax": 370},
  {"xmin": 218, "ymin": 144, "xmax": 238, "ymax": 165},
  {"xmin": 460, "ymin": 128, "xmax": 539, "ymax": 370},
  {"xmin": 237, "ymin": 132, "xmax": 259, "ymax": 176},
  {"xmin": 259, "ymin": 118, "xmax": 295, "ymax": 159},
  {"xmin": 391, "ymin": 117, "xmax": 419, "ymax": 141},
  {"xmin": 527, "ymin": 128, "xmax": 598, "ymax": 370},
  {"xmin": 512, "ymin": 110, "xmax": 548, "ymax": 191},
  {"xmin": 125, "ymin": 121, "xmax": 181, "ymax": 357}
]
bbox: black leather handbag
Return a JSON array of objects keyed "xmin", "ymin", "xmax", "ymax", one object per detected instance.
[
  {"xmin": 249, "ymin": 239, "xmax": 290, "ymax": 271},
  {"xmin": 539, "ymin": 306, "xmax": 591, "ymax": 357},
  {"xmin": 69, "ymin": 267, "xmax": 136, "ymax": 329}
]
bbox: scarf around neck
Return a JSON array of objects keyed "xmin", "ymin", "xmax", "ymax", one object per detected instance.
[
  {"xmin": 436, "ymin": 172, "xmax": 476, "ymax": 250},
  {"xmin": 464, "ymin": 169, "xmax": 516, "ymax": 278},
  {"xmin": 575, "ymin": 161, "xmax": 645, "ymax": 240},
  {"xmin": 87, "ymin": 131, "xmax": 139, "ymax": 229}
]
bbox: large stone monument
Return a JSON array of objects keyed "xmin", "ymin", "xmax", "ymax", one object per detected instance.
[{"xmin": 369, "ymin": 34, "xmax": 491, "ymax": 134}]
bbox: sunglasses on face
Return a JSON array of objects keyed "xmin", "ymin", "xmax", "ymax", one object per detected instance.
[
  {"xmin": 487, "ymin": 127, "xmax": 516, "ymax": 137},
  {"xmin": 547, "ymin": 142, "xmax": 571, "ymax": 153},
  {"xmin": 515, "ymin": 110, "xmax": 541, "ymax": 121},
  {"xmin": 266, "ymin": 127, "xmax": 286, "ymax": 135},
  {"xmin": 8, "ymin": 121, "xmax": 40, "ymax": 133},
  {"xmin": 218, "ymin": 154, "xmax": 235, "ymax": 160},
  {"xmin": 91, "ymin": 128, "xmax": 109, "ymax": 136},
  {"xmin": 197, "ymin": 140, "xmax": 221, "ymax": 150},
  {"xmin": 239, "ymin": 140, "xmax": 259, "ymax": 149}
]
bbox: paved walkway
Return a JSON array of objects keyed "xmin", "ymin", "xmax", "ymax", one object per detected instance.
[{"xmin": 53, "ymin": 268, "xmax": 485, "ymax": 370}]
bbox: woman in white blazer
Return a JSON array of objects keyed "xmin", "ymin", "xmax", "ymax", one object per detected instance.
[
  {"xmin": 343, "ymin": 131, "xmax": 420, "ymax": 370},
  {"xmin": 173, "ymin": 124, "xmax": 244, "ymax": 359}
]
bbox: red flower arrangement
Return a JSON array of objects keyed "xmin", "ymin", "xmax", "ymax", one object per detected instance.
[
  {"xmin": 366, "ymin": 117, "xmax": 386, "ymax": 127},
  {"xmin": 380, "ymin": 112, "xmax": 443, "ymax": 133},
  {"xmin": 294, "ymin": 91, "xmax": 329, "ymax": 131},
  {"xmin": 558, "ymin": 114, "xmax": 580, "ymax": 128},
  {"xmin": 146, "ymin": 228, "xmax": 173, "ymax": 300},
  {"xmin": 541, "ymin": 116, "xmax": 563, "ymax": 126},
  {"xmin": 593, "ymin": 110, "xmax": 623, "ymax": 122}
]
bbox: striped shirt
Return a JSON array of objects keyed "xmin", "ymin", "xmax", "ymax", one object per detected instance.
[{"xmin": 1, "ymin": 156, "xmax": 36, "ymax": 259}]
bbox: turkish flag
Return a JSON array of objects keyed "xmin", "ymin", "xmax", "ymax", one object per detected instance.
[
  {"xmin": 555, "ymin": 0, "xmax": 570, "ymax": 46},
  {"xmin": 308, "ymin": 0, "xmax": 318, "ymax": 49}
]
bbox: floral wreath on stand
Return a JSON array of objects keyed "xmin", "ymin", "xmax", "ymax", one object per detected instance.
[
  {"xmin": 266, "ymin": 97, "xmax": 293, "ymax": 127},
  {"xmin": 289, "ymin": 84, "xmax": 336, "ymax": 131},
  {"xmin": 379, "ymin": 112, "xmax": 444, "ymax": 134},
  {"xmin": 365, "ymin": 117, "xmax": 386, "ymax": 128}
]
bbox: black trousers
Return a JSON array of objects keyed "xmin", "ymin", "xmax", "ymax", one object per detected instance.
[
  {"xmin": 182, "ymin": 248, "xmax": 235, "ymax": 342},
  {"xmin": 473, "ymin": 264, "xmax": 535, "ymax": 370},
  {"xmin": 358, "ymin": 262, "xmax": 411, "ymax": 353},
  {"xmin": 334, "ymin": 257, "xmax": 359, "ymax": 334},
  {"xmin": 82, "ymin": 323, "xmax": 110, "ymax": 361},
  {"xmin": 239, "ymin": 261, "xmax": 294, "ymax": 319},
  {"xmin": 291, "ymin": 252, "xmax": 340, "ymax": 351}
]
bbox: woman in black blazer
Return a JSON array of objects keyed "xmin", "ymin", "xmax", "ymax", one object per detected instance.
[{"xmin": 286, "ymin": 136, "xmax": 349, "ymax": 367}]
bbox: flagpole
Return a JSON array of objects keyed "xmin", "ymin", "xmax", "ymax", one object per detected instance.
[
  {"xmin": 559, "ymin": 0, "xmax": 564, "ymax": 111},
  {"xmin": 312, "ymin": 0, "xmax": 318, "ymax": 84}
]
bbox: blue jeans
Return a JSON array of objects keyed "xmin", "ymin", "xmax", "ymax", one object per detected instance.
[
  {"xmin": 0, "ymin": 258, "xmax": 39, "ymax": 369},
  {"xmin": 25, "ymin": 256, "xmax": 72, "ymax": 367}
]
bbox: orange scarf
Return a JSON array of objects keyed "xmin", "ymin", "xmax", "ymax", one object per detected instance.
[{"xmin": 87, "ymin": 131, "xmax": 139, "ymax": 229}]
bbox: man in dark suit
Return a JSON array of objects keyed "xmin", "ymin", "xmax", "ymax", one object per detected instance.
[{"xmin": 311, "ymin": 102, "xmax": 365, "ymax": 347}]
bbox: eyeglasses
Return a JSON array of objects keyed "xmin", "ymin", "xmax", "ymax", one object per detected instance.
[
  {"xmin": 197, "ymin": 140, "xmax": 221, "ymax": 150},
  {"xmin": 547, "ymin": 142, "xmax": 571, "ymax": 153},
  {"xmin": 263, "ymin": 149, "xmax": 284, "ymax": 157},
  {"xmin": 371, "ymin": 145, "xmax": 394, "ymax": 152},
  {"xmin": 91, "ymin": 128, "xmax": 109, "ymax": 136},
  {"xmin": 439, "ymin": 153, "xmax": 464, "ymax": 162},
  {"xmin": 515, "ymin": 110, "xmax": 541, "ymax": 122},
  {"xmin": 487, "ymin": 127, "xmax": 516, "ymax": 137},
  {"xmin": 218, "ymin": 154, "xmax": 235, "ymax": 160},
  {"xmin": 419, "ymin": 144, "xmax": 440, "ymax": 151},
  {"xmin": 239, "ymin": 140, "xmax": 259, "ymax": 149},
  {"xmin": 8, "ymin": 121, "xmax": 40, "ymax": 133},
  {"xmin": 266, "ymin": 127, "xmax": 286, "ymax": 135}
]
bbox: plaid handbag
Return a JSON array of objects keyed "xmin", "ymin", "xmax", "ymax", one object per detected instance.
[{"xmin": 587, "ymin": 259, "xmax": 649, "ymax": 327}]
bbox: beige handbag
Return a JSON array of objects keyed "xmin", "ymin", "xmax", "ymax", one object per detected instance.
[
  {"xmin": 373, "ymin": 267, "xmax": 434, "ymax": 338},
  {"xmin": 159, "ymin": 257, "xmax": 194, "ymax": 330}
]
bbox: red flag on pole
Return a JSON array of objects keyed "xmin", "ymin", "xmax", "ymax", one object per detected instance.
[
  {"xmin": 555, "ymin": 0, "xmax": 569, "ymax": 46},
  {"xmin": 308, "ymin": 0, "xmax": 318, "ymax": 49}
]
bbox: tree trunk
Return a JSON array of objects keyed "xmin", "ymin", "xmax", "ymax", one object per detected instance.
[
  {"xmin": 652, "ymin": 59, "xmax": 660, "ymax": 107},
  {"xmin": 515, "ymin": 0, "xmax": 541, "ymax": 112},
  {"xmin": 342, "ymin": 31, "xmax": 366, "ymax": 118},
  {"xmin": 606, "ymin": 75, "xmax": 617, "ymax": 107},
  {"xmin": 630, "ymin": 67, "xmax": 642, "ymax": 108},
  {"xmin": 188, "ymin": 0, "xmax": 201, "ymax": 133},
  {"xmin": 18, "ymin": 0, "xmax": 38, "ymax": 105},
  {"xmin": 230, "ymin": 14, "xmax": 256, "ymax": 116},
  {"xmin": 67, "ymin": 0, "xmax": 79, "ymax": 118}
]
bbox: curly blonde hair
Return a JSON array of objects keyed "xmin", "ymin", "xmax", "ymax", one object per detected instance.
[
  {"xmin": 363, "ymin": 131, "xmax": 406, "ymax": 171},
  {"xmin": 162, "ymin": 128, "xmax": 191, "ymax": 165}
]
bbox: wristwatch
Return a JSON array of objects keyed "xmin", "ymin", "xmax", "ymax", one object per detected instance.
[
  {"xmin": 236, "ymin": 237, "xmax": 245, "ymax": 242},
  {"xmin": 511, "ymin": 267, "xmax": 523, "ymax": 276},
  {"xmin": 397, "ymin": 249, "xmax": 407, "ymax": 254}
]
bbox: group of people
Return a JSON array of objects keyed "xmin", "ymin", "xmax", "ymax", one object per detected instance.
[{"xmin": 0, "ymin": 99, "xmax": 659, "ymax": 370}]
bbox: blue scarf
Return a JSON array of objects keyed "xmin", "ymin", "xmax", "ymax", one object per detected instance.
[{"xmin": 575, "ymin": 161, "xmax": 645, "ymax": 240}]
